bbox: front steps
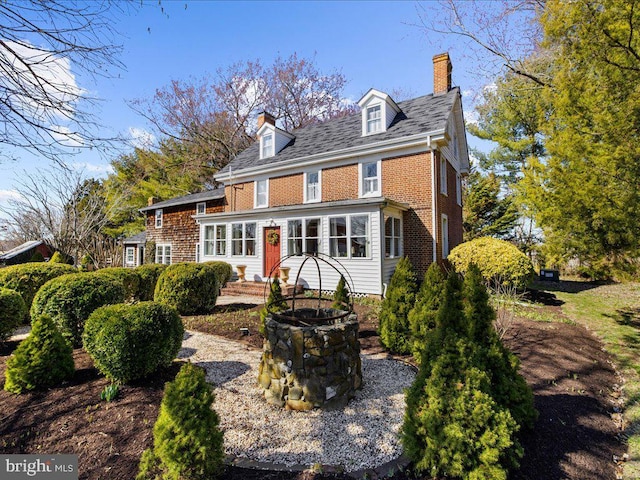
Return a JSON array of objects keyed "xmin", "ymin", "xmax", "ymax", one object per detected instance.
[{"xmin": 221, "ymin": 281, "xmax": 302, "ymax": 298}]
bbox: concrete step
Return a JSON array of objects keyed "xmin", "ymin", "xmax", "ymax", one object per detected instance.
[{"xmin": 221, "ymin": 281, "xmax": 302, "ymax": 297}]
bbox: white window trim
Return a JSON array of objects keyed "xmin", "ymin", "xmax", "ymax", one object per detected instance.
[
  {"xmin": 456, "ymin": 173, "xmax": 462, "ymax": 206},
  {"xmin": 384, "ymin": 214, "xmax": 403, "ymax": 259},
  {"xmin": 125, "ymin": 246, "xmax": 136, "ymax": 266},
  {"xmin": 254, "ymin": 179, "xmax": 269, "ymax": 208},
  {"xmin": 303, "ymin": 170, "xmax": 322, "ymax": 203},
  {"xmin": 364, "ymin": 104, "xmax": 382, "ymax": 135},
  {"xmin": 359, "ymin": 160, "xmax": 382, "ymax": 198},
  {"xmin": 195, "ymin": 243, "xmax": 201, "ymax": 262},
  {"xmin": 196, "ymin": 202, "xmax": 206, "ymax": 215},
  {"xmin": 328, "ymin": 214, "xmax": 372, "ymax": 260},
  {"xmin": 231, "ymin": 222, "xmax": 257, "ymax": 257},
  {"xmin": 204, "ymin": 224, "xmax": 228, "ymax": 257},
  {"xmin": 155, "ymin": 243, "xmax": 171, "ymax": 265},
  {"xmin": 286, "ymin": 217, "xmax": 322, "ymax": 256},
  {"xmin": 260, "ymin": 132, "xmax": 274, "ymax": 159},
  {"xmin": 440, "ymin": 157, "xmax": 448, "ymax": 195},
  {"xmin": 155, "ymin": 209, "xmax": 163, "ymax": 228},
  {"xmin": 441, "ymin": 214, "xmax": 449, "ymax": 259}
]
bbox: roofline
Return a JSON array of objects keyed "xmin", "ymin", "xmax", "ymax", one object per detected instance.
[
  {"xmin": 140, "ymin": 190, "xmax": 225, "ymax": 213},
  {"xmin": 215, "ymin": 129, "xmax": 445, "ymax": 182},
  {"xmin": 195, "ymin": 197, "xmax": 409, "ymax": 222}
]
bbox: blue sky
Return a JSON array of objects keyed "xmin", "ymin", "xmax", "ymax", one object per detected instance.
[{"xmin": 0, "ymin": 1, "xmax": 493, "ymax": 206}]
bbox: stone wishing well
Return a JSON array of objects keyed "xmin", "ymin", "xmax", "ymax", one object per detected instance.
[{"xmin": 258, "ymin": 254, "xmax": 363, "ymax": 411}]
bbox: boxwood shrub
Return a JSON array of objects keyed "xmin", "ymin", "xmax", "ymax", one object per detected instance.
[
  {"xmin": 203, "ymin": 261, "xmax": 233, "ymax": 287},
  {"xmin": 448, "ymin": 237, "xmax": 535, "ymax": 289},
  {"xmin": 92, "ymin": 267, "xmax": 141, "ymax": 301},
  {"xmin": 136, "ymin": 264, "xmax": 168, "ymax": 301},
  {"xmin": 31, "ymin": 273, "xmax": 126, "ymax": 347},
  {"xmin": 0, "ymin": 262, "xmax": 78, "ymax": 318},
  {"xmin": 0, "ymin": 288, "xmax": 27, "ymax": 341},
  {"xmin": 154, "ymin": 263, "xmax": 219, "ymax": 315},
  {"xmin": 83, "ymin": 302, "xmax": 184, "ymax": 383},
  {"xmin": 4, "ymin": 315, "xmax": 74, "ymax": 393}
]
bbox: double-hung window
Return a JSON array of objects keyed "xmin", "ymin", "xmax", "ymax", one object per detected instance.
[
  {"xmin": 329, "ymin": 215, "xmax": 370, "ymax": 259},
  {"xmin": 441, "ymin": 214, "xmax": 449, "ymax": 258},
  {"xmin": 456, "ymin": 173, "xmax": 462, "ymax": 206},
  {"xmin": 232, "ymin": 222, "xmax": 256, "ymax": 256},
  {"xmin": 261, "ymin": 133, "xmax": 273, "ymax": 158},
  {"xmin": 204, "ymin": 225, "xmax": 227, "ymax": 256},
  {"xmin": 255, "ymin": 179, "xmax": 268, "ymax": 208},
  {"xmin": 361, "ymin": 161, "xmax": 380, "ymax": 197},
  {"xmin": 366, "ymin": 105, "xmax": 382, "ymax": 134},
  {"xmin": 384, "ymin": 215, "xmax": 402, "ymax": 258},
  {"xmin": 287, "ymin": 218, "xmax": 321, "ymax": 256},
  {"xmin": 155, "ymin": 209, "xmax": 163, "ymax": 228},
  {"xmin": 305, "ymin": 170, "xmax": 320, "ymax": 203},
  {"xmin": 196, "ymin": 202, "xmax": 206, "ymax": 215},
  {"xmin": 125, "ymin": 247, "xmax": 135, "ymax": 266},
  {"xmin": 440, "ymin": 158, "xmax": 448, "ymax": 195},
  {"xmin": 155, "ymin": 244, "xmax": 171, "ymax": 265}
]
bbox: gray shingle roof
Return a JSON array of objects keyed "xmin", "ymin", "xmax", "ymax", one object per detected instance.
[
  {"xmin": 122, "ymin": 232, "xmax": 146, "ymax": 245},
  {"xmin": 139, "ymin": 188, "xmax": 225, "ymax": 212},
  {"xmin": 218, "ymin": 88, "xmax": 459, "ymax": 175}
]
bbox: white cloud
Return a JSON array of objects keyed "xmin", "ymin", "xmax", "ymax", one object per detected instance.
[
  {"xmin": 70, "ymin": 162, "xmax": 113, "ymax": 175},
  {"xmin": 0, "ymin": 189, "xmax": 23, "ymax": 203},
  {"xmin": 128, "ymin": 127, "xmax": 156, "ymax": 149},
  {"xmin": 462, "ymin": 89, "xmax": 474, "ymax": 98},
  {"xmin": 483, "ymin": 82, "xmax": 498, "ymax": 94},
  {"xmin": 50, "ymin": 126, "xmax": 84, "ymax": 148}
]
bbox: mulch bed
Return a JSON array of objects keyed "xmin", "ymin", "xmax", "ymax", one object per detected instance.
[{"xmin": 0, "ymin": 297, "xmax": 624, "ymax": 479}]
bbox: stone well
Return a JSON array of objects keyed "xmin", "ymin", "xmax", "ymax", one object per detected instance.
[{"xmin": 258, "ymin": 308, "xmax": 362, "ymax": 411}]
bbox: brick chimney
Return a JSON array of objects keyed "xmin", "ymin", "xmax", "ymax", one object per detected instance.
[
  {"xmin": 257, "ymin": 111, "xmax": 276, "ymax": 129},
  {"xmin": 433, "ymin": 52, "xmax": 452, "ymax": 94}
]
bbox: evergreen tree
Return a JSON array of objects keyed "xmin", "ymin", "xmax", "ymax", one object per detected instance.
[
  {"xmin": 332, "ymin": 275, "xmax": 350, "ymax": 310},
  {"xmin": 407, "ymin": 263, "xmax": 446, "ymax": 365},
  {"xmin": 378, "ymin": 257, "xmax": 418, "ymax": 354},
  {"xmin": 4, "ymin": 315, "xmax": 74, "ymax": 393},
  {"xmin": 137, "ymin": 362, "xmax": 224, "ymax": 480}
]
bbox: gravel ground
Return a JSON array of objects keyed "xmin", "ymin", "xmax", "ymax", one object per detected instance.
[{"xmin": 180, "ymin": 330, "xmax": 416, "ymax": 473}]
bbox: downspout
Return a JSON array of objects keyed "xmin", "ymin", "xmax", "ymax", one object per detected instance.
[{"xmin": 431, "ymin": 149, "xmax": 437, "ymax": 263}]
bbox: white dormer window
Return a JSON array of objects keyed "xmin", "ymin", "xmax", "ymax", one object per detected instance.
[
  {"xmin": 255, "ymin": 179, "xmax": 268, "ymax": 208},
  {"xmin": 366, "ymin": 105, "xmax": 382, "ymax": 134},
  {"xmin": 360, "ymin": 160, "xmax": 381, "ymax": 197},
  {"xmin": 357, "ymin": 88, "xmax": 401, "ymax": 137},
  {"xmin": 261, "ymin": 133, "xmax": 274, "ymax": 158}
]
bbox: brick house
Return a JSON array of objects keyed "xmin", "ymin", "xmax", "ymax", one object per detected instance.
[{"xmin": 190, "ymin": 52, "xmax": 470, "ymax": 295}]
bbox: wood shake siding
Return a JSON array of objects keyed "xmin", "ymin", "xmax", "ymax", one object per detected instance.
[
  {"xmin": 382, "ymin": 152, "xmax": 434, "ymax": 277},
  {"xmin": 146, "ymin": 201, "xmax": 224, "ymax": 263}
]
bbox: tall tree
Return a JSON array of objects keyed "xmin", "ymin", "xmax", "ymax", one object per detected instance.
[{"xmin": 0, "ymin": 1, "xmax": 132, "ymax": 163}]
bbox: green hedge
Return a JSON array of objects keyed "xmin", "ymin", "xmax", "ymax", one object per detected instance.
[
  {"xmin": 136, "ymin": 264, "xmax": 168, "ymax": 302},
  {"xmin": 92, "ymin": 267, "xmax": 141, "ymax": 301},
  {"xmin": 448, "ymin": 237, "xmax": 535, "ymax": 289},
  {"xmin": 0, "ymin": 288, "xmax": 27, "ymax": 341},
  {"xmin": 83, "ymin": 302, "xmax": 184, "ymax": 383},
  {"xmin": 0, "ymin": 263, "xmax": 78, "ymax": 318},
  {"xmin": 137, "ymin": 363, "xmax": 224, "ymax": 480},
  {"xmin": 4, "ymin": 315, "xmax": 74, "ymax": 393},
  {"xmin": 154, "ymin": 263, "xmax": 219, "ymax": 315},
  {"xmin": 203, "ymin": 261, "xmax": 233, "ymax": 287},
  {"xmin": 31, "ymin": 273, "xmax": 126, "ymax": 347}
]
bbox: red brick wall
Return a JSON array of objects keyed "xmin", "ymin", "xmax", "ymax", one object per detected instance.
[
  {"xmin": 322, "ymin": 164, "xmax": 359, "ymax": 201},
  {"xmin": 433, "ymin": 151, "xmax": 463, "ymax": 263},
  {"xmin": 146, "ymin": 200, "xmax": 224, "ymax": 263},
  {"xmin": 225, "ymin": 182, "xmax": 254, "ymax": 211},
  {"xmin": 270, "ymin": 173, "xmax": 303, "ymax": 206}
]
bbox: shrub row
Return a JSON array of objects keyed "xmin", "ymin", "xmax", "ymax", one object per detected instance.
[
  {"xmin": 154, "ymin": 263, "xmax": 219, "ymax": 315},
  {"xmin": 402, "ymin": 265, "xmax": 536, "ymax": 480},
  {"xmin": 0, "ymin": 288, "xmax": 27, "ymax": 341}
]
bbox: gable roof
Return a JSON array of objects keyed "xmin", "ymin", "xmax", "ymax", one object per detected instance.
[
  {"xmin": 122, "ymin": 232, "xmax": 146, "ymax": 245},
  {"xmin": 217, "ymin": 88, "xmax": 460, "ymax": 177},
  {"xmin": 0, "ymin": 240, "xmax": 45, "ymax": 261},
  {"xmin": 139, "ymin": 188, "xmax": 225, "ymax": 213}
]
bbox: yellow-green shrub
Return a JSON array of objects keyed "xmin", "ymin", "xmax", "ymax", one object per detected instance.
[
  {"xmin": 0, "ymin": 288, "xmax": 27, "ymax": 340},
  {"xmin": 448, "ymin": 237, "xmax": 535, "ymax": 289}
]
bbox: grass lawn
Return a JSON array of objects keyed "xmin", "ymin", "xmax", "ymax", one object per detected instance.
[{"xmin": 536, "ymin": 280, "xmax": 640, "ymax": 478}]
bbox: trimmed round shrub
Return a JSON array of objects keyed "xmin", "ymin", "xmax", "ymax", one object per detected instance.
[
  {"xmin": 379, "ymin": 257, "xmax": 419, "ymax": 354},
  {"xmin": 31, "ymin": 273, "xmax": 126, "ymax": 347},
  {"xmin": 92, "ymin": 267, "xmax": 141, "ymax": 301},
  {"xmin": 448, "ymin": 237, "xmax": 535, "ymax": 289},
  {"xmin": 0, "ymin": 262, "xmax": 78, "ymax": 317},
  {"xmin": 4, "ymin": 315, "xmax": 74, "ymax": 393},
  {"xmin": 0, "ymin": 288, "xmax": 27, "ymax": 341},
  {"xmin": 203, "ymin": 261, "xmax": 233, "ymax": 287},
  {"xmin": 154, "ymin": 263, "xmax": 219, "ymax": 315},
  {"xmin": 83, "ymin": 302, "xmax": 184, "ymax": 383},
  {"xmin": 136, "ymin": 264, "xmax": 168, "ymax": 301},
  {"xmin": 137, "ymin": 362, "xmax": 224, "ymax": 480}
]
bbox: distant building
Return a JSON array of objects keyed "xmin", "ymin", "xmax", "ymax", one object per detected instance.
[{"xmin": 0, "ymin": 240, "xmax": 53, "ymax": 266}]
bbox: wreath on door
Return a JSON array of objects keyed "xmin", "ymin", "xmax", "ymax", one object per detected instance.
[{"xmin": 267, "ymin": 231, "xmax": 279, "ymax": 246}]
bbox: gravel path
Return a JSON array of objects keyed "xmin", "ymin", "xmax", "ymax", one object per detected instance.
[{"xmin": 180, "ymin": 330, "xmax": 416, "ymax": 473}]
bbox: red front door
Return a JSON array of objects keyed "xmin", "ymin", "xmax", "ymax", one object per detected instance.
[{"xmin": 264, "ymin": 226, "xmax": 281, "ymax": 277}]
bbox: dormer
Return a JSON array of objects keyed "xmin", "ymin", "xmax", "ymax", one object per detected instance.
[
  {"xmin": 357, "ymin": 89, "xmax": 401, "ymax": 136},
  {"xmin": 257, "ymin": 111, "xmax": 295, "ymax": 159}
]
